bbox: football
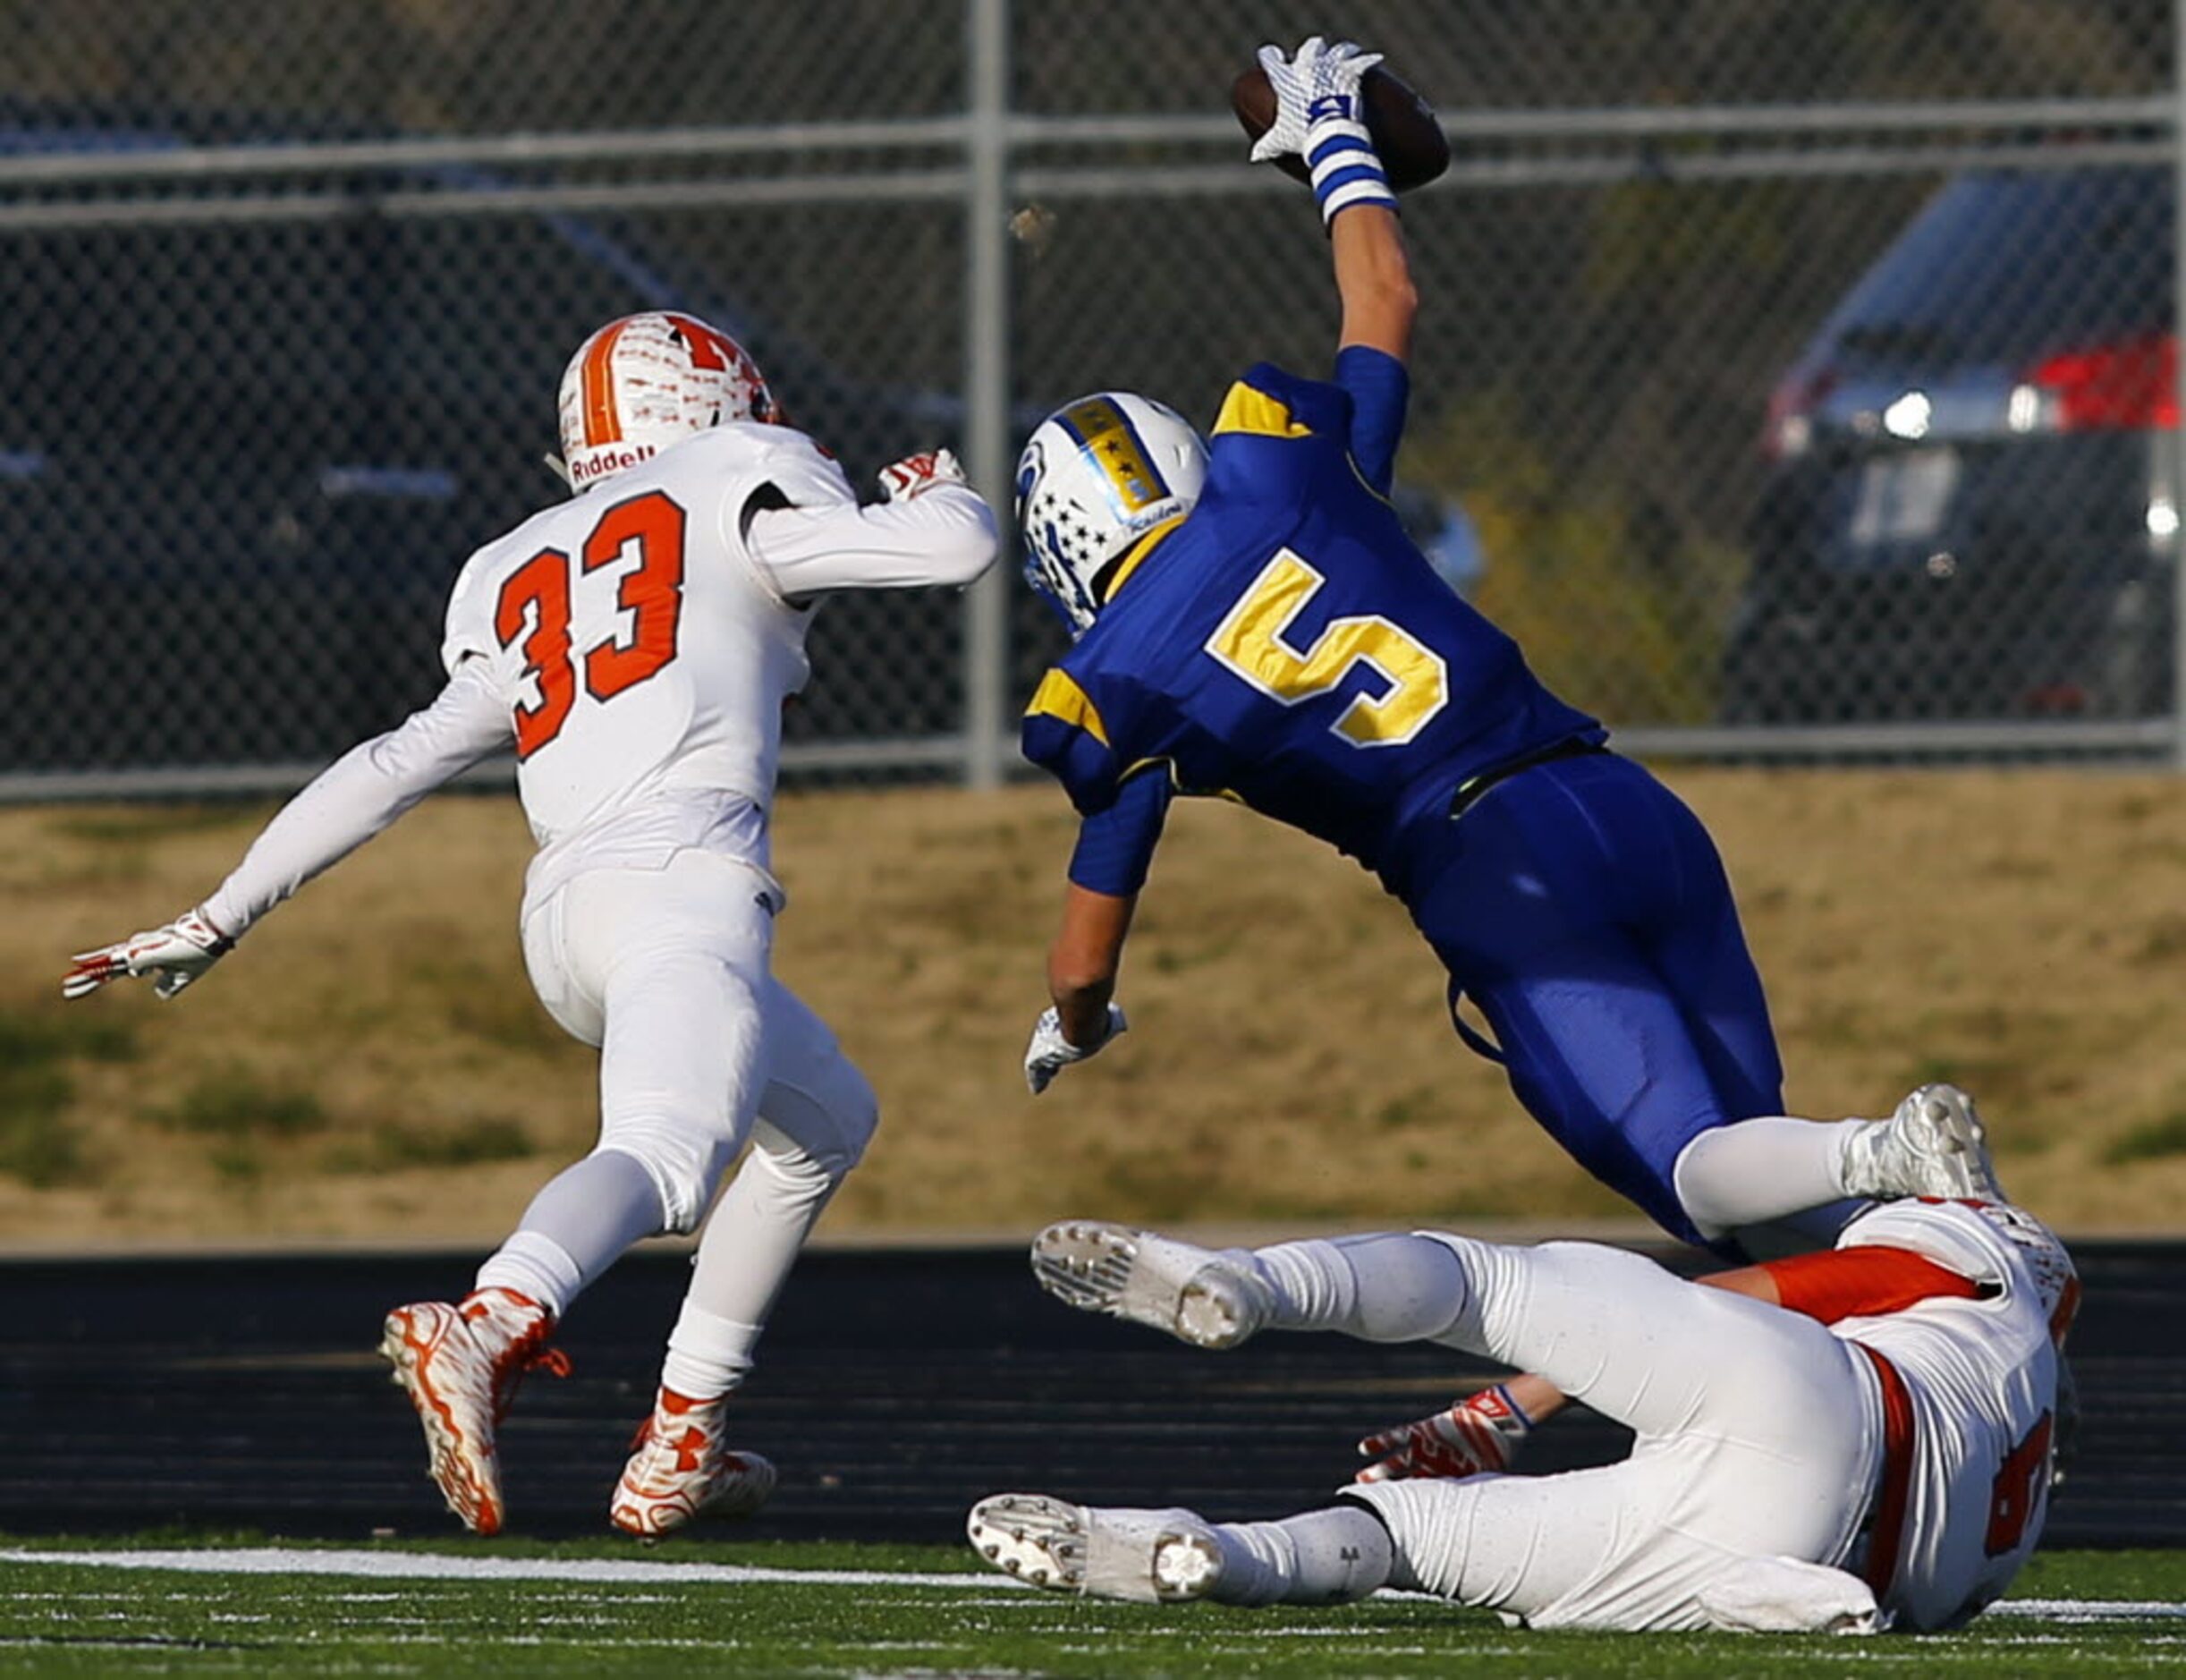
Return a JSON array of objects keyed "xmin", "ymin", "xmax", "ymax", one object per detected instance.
[{"xmin": 1230, "ymin": 63, "xmax": 1451, "ymax": 192}]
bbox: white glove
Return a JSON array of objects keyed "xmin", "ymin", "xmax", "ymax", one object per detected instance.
[
  {"xmin": 878, "ymin": 448, "xmax": 968, "ymax": 503},
  {"xmin": 1023, "ymin": 1003, "xmax": 1128, "ymax": 1095},
  {"xmin": 1248, "ymin": 36, "xmax": 1385, "ymax": 166},
  {"xmin": 62, "ymin": 907, "xmax": 233, "ymax": 1001}
]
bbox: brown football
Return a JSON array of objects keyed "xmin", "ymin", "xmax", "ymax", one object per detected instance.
[{"xmin": 1231, "ymin": 63, "xmax": 1450, "ymax": 192}]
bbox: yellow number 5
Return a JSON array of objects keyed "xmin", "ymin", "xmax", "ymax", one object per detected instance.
[{"xmin": 1204, "ymin": 549, "xmax": 1448, "ymax": 746}]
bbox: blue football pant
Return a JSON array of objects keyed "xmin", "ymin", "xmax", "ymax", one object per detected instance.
[{"xmin": 1409, "ymin": 751, "xmax": 1783, "ymax": 1250}]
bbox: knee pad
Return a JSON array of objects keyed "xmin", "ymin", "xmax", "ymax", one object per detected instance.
[{"xmin": 597, "ymin": 1119, "xmax": 737, "ymax": 1235}]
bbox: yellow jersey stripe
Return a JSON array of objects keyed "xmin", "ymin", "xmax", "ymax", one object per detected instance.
[
  {"xmin": 1025, "ymin": 667, "xmax": 1110, "ymax": 746},
  {"xmin": 1212, "ymin": 382, "xmax": 1314, "ymax": 440}
]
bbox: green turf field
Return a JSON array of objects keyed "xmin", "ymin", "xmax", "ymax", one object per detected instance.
[{"xmin": 0, "ymin": 1535, "xmax": 2178, "ymax": 1676}]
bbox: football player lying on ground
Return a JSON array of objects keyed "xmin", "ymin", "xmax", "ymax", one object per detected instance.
[
  {"xmin": 971, "ymin": 1106, "xmax": 2078, "ymax": 1634},
  {"xmin": 1013, "ymin": 35, "xmax": 1958, "ymax": 1261},
  {"xmin": 63, "ymin": 311, "xmax": 996, "ymax": 1538}
]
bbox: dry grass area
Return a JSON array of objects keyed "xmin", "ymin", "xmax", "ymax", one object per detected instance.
[{"xmin": 4, "ymin": 766, "xmax": 2183, "ymax": 1251}]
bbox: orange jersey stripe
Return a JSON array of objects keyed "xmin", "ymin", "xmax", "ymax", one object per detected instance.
[{"xmin": 1762, "ymin": 1244, "xmax": 1983, "ymax": 1326}]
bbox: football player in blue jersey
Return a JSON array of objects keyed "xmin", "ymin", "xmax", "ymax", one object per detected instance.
[{"xmin": 1012, "ymin": 37, "xmax": 1982, "ymax": 1260}]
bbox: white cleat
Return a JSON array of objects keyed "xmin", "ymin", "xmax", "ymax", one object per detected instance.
[
  {"xmin": 1843, "ymin": 1082, "xmax": 2007, "ymax": 1203},
  {"xmin": 1030, "ymin": 1220, "xmax": 1274, "ymax": 1350},
  {"xmin": 379, "ymin": 1287, "xmax": 569, "ymax": 1538},
  {"xmin": 967, "ymin": 1492, "xmax": 1224, "ymax": 1603},
  {"xmin": 610, "ymin": 1387, "xmax": 777, "ymax": 1539}
]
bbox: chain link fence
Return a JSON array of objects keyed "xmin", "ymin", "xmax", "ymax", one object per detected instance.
[{"xmin": 2, "ymin": 0, "xmax": 2181, "ymax": 795}]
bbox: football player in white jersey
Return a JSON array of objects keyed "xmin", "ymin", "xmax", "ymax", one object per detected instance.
[
  {"xmin": 63, "ymin": 310, "xmax": 997, "ymax": 1538},
  {"xmin": 971, "ymin": 1093, "xmax": 2075, "ymax": 1634}
]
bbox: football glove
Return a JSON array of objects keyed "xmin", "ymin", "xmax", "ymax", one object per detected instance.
[
  {"xmin": 62, "ymin": 907, "xmax": 233, "ymax": 1001},
  {"xmin": 1248, "ymin": 36, "xmax": 1385, "ymax": 166},
  {"xmin": 1355, "ymin": 1382, "xmax": 1534, "ymax": 1483},
  {"xmin": 878, "ymin": 448, "xmax": 968, "ymax": 503},
  {"xmin": 1023, "ymin": 1003, "xmax": 1127, "ymax": 1094}
]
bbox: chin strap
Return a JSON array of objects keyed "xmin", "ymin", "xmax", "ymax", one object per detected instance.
[{"xmin": 543, "ymin": 453, "xmax": 575, "ymax": 491}]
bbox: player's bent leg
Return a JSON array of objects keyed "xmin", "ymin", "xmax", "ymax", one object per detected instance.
[
  {"xmin": 379, "ymin": 1287, "xmax": 570, "ymax": 1537},
  {"xmin": 474, "ymin": 1148, "xmax": 665, "ymax": 1320},
  {"xmin": 1030, "ymin": 1221, "xmax": 1275, "ymax": 1349},
  {"xmin": 616, "ymin": 987, "xmax": 876, "ymax": 1537}
]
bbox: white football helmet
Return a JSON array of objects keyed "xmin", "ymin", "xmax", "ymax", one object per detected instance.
[
  {"xmin": 1017, "ymin": 392, "xmax": 1208, "ymax": 634},
  {"xmin": 555, "ymin": 310, "xmax": 775, "ymax": 493}
]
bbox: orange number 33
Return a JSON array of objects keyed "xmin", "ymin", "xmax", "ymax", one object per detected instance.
[{"xmin": 495, "ymin": 490, "xmax": 687, "ymax": 759}]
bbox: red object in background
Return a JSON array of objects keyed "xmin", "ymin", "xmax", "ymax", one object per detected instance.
[{"xmin": 2021, "ymin": 331, "xmax": 2180, "ymax": 431}]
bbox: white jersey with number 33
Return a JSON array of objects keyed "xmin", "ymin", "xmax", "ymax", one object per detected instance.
[{"xmin": 441, "ymin": 422, "xmax": 843, "ymax": 866}]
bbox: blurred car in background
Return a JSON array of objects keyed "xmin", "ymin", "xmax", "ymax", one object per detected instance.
[{"xmin": 1724, "ymin": 165, "xmax": 2179, "ymax": 723}]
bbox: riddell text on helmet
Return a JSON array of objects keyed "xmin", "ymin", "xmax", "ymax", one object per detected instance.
[{"xmin": 572, "ymin": 443, "xmax": 657, "ymax": 485}]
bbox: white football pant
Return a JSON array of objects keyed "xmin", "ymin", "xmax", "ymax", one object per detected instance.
[
  {"xmin": 499, "ymin": 848, "xmax": 876, "ymax": 1388},
  {"xmin": 1325, "ymin": 1235, "xmax": 1881, "ymax": 1630}
]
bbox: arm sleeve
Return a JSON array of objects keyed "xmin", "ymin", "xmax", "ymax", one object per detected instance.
[
  {"xmin": 1759, "ymin": 1244, "xmax": 1986, "ymax": 1326},
  {"xmin": 1334, "ymin": 344, "xmax": 1411, "ymax": 496},
  {"xmin": 1065, "ymin": 766, "xmax": 1173, "ymax": 895},
  {"xmin": 199, "ymin": 660, "xmax": 511, "ymax": 938},
  {"xmin": 746, "ymin": 483, "xmax": 998, "ymax": 596}
]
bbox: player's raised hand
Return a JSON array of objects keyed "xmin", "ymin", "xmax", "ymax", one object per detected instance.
[
  {"xmin": 878, "ymin": 448, "xmax": 968, "ymax": 503},
  {"xmin": 1250, "ymin": 36, "xmax": 1385, "ymax": 165},
  {"xmin": 62, "ymin": 908, "xmax": 233, "ymax": 1001},
  {"xmin": 1355, "ymin": 1383, "xmax": 1534, "ymax": 1483},
  {"xmin": 1022, "ymin": 1003, "xmax": 1127, "ymax": 1095}
]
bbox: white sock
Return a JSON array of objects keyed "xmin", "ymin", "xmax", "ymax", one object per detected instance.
[
  {"xmin": 659, "ymin": 1301, "xmax": 762, "ymax": 1399},
  {"xmin": 1250, "ymin": 1235, "xmax": 1470, "ymax": 1343},
  {"xmin": 1672, "ymin": 1117, "xmax": 1866, "ymax": 1235},
  {"xmin": 473, "ymin": 1149, "xmax": 665, "ymax": 1320},
  {"xmin": 1207, "ymin": 1506, "xmax": 1394, "ymax": 1606}
]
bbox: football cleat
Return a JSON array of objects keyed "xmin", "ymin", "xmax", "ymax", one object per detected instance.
[
  {"xmin": 1030, "ymin": 1220, "xmax": 1273, "ymax": 1350},
  {"xmin": 967, "ymin": 1492, "xmax": 1224, "ymax": 1603},
  {"xmin": 1842, "ymin": 1083, "xmax": 2007, "ymax": 1204},
  {"xmin": 610, "ymin": 1387, "xmax": 777, "ymax": 1539},
  {"xmin": 379, "ymin": 1287, "xmax": 570, "ymax": 1538}
]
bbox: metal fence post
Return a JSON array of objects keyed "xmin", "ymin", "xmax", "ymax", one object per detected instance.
[
  {"xmin": 2175, "ymin": 0, "xmax": 2186, "ymax": 768},
  {"xmin": 961, "ymin": 0, "xmax": 1012, "ymax": 788}
]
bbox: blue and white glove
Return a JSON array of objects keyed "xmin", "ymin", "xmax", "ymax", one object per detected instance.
[
  {"xmin": 1250, "ymin": 36, "xmax": 1394, "ymax": 227},
  {"xmin": 1023, "ymin": 1004, "xmax": 1128, "ymax": 1094}
]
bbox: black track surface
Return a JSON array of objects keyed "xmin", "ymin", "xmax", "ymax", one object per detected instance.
[{"xmin": 3, "ymin": 1243, "xmax": 2178, "ymax": 1547}]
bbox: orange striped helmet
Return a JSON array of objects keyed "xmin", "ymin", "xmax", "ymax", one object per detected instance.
[{"xmin": 555, "ymin": 311, "xmax": 775, "ymax": 493}]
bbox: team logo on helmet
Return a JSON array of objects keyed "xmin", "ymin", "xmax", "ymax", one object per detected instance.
[{"xmin": 556, "ymin": 312, "xmax": 774, "ymax": 493}]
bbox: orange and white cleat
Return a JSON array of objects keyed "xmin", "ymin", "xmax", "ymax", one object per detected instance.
[
  {"xmin": 379, "ymin": 1286, "xmax": 570, "ymax": 1537},
  {"xmin": 610, "ymin": 1387, "xmax": 776, "ymax": 1538}
]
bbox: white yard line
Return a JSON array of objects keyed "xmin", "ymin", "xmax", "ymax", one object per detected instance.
[
  {"xmin": 0, "ymin": 1548, "xmax": 2180, "ymax": 1626},
  {"xmin": 0, "ymin": 1548, "xmax": 1018, "ymax": 1590}
]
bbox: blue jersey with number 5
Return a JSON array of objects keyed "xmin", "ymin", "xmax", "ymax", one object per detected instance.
[{"xmin": 1021, "ymin": 362, "xmax": 1602, "ymax": 903}]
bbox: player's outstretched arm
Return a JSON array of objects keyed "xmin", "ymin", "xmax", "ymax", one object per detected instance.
[
  {"xmin": 1023, "ymin": 884, "xmax": 1134, "ymax": 1093},
  {"xmin": 747, "ymin": 449, "xmax": 997, "ymax": 598},
  {"xmin": 61, "ymin": 662, "xmax": 510, "ymax": 1002},
  {"xmin": 1333, "ymin": 207, "xmax": 1417, "ymax": 367}
]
